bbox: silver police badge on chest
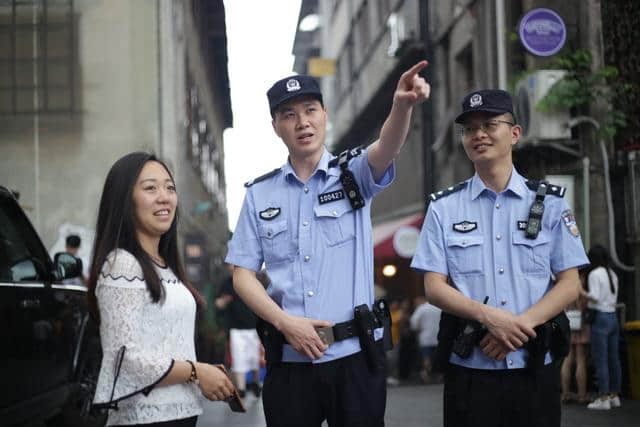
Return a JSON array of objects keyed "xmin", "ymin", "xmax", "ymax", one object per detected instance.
[
  {"xmin": 452, "ymin": 220, "xmax": 478, "ymax": 233},
  {"xmin": 259, "ymin": 207, "xmax": 281, "ymax": 221}
]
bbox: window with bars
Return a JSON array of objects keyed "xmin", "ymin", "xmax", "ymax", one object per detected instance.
[{"xmin": 0, "ymin": 0, "xmax": 75, "ymax": 115}]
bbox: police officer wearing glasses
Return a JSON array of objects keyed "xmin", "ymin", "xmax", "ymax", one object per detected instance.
[
  {"xmin": 411, "ymin": 89, "xmax": 589, "ymax": 427},
  {"xmin": 225, "ymin": 61, "xmax": 430, "ymax": 426}
]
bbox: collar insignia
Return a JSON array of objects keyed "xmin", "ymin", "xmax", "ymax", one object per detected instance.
[
  {"xmin": 259, "ymin": 207, "xmax": 281, "ymax": 221},
  {"xmin": 452, "ymin": 221, "xmax": 477, "ymax": 233}
]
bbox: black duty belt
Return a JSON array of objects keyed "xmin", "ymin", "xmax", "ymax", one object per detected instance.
[
  {"xmin": 316, "ymin": 317, "xmax": 381, "ymax": 345},
  {"xmin": 315, "ymin": 300, "xmax": 389, "ymax": 346}
]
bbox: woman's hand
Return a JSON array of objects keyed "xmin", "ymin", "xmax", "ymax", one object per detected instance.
[{"xmin": 195, "ymin": 362, "xmax": 235, "ymax": 401}]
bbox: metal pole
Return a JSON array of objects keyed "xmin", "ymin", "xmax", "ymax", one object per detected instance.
[
  {"xmin": 419, "ymin": 0, "xmax": 433, "ymax": 197},
  {"xmin": 33, "ymin": 0, "xmax": 40, "ymax": 231},
  {"xmin": 582, "ymin": 156, "xmax": 590, "ymax": 251},
  {"xmin": 495, "ymin": 0, "xmax": 507, "ymax": 89}
]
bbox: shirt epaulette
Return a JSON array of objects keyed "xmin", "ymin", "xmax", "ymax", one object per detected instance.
[
  {"xmin": 429, "ymin": 181, "xmax": 468, "ymax": 201},
  {"xmin": 328, "ymin": 146, "xmax": 364, "ymax": 168},
  {"xmin": 525, "ymin": 180, "xmax": 565, "ymax": 197},
  {"xmin": 244, "ymin": 168, "xmax": 282, "ymax": 187}
]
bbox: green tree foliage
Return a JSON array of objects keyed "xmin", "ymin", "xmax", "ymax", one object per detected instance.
[{"xmin": 537, "ymin": 49, "xmax": 630, "ymax": 141}]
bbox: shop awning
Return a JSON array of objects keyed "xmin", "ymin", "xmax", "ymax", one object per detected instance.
[{"xmin": 373, "ymin": 212, "xmax": 424, "ymax": 259}]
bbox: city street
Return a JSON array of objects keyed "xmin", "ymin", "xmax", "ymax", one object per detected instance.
[{"xmin": 198, "ymin": 382, "xmax": 640, "ymax": 426}]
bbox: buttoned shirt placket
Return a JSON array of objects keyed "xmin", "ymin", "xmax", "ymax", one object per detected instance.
[
  {"xmin": 297, "ymin": 172, "xmax": 320, "ymax": 316},
  {"xmin": 473, "ymin": 176, "xmax": 524, "ymax": 369}
]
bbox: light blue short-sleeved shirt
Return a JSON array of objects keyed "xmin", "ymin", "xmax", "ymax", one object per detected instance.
[
  {"xmin": 226, "ymin": 147, "xmax": 395, "ymax": 363},
  {"xmin": 411, "ymin": 168, "xmax": 589, "ymax": 370}
]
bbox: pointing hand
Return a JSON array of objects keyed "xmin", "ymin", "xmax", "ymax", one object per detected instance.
[{"xmin": 393, "ymin": 60, "xmax": 430, "ymax": 109}]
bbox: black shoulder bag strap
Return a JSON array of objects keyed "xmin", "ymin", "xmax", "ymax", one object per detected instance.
[{"xmin": 338, "ymin": 149, "xmax": 365, "ymax": 210}]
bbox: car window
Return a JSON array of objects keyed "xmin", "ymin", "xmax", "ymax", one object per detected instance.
[{"xmin": 0, "ymin": 200, "xmax": 48, "ymax": 282}]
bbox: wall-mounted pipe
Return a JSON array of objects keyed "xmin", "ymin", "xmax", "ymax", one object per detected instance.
[{"xmin": 568, "ymin": 116, "xmax": 635, "ymax": 271}]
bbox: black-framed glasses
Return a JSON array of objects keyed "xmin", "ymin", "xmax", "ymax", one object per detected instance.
[{"xmin": 459, "ymin": 120, "xmax": 515, "ymax": 137}]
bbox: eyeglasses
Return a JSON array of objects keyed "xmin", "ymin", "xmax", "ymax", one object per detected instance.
[{"xmin": 459, "ymin": 120, "xmax": 514, "ymax": 137}]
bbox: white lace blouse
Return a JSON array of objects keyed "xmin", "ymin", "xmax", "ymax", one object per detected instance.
[{"xmin": 92, "ymin": 249, "xmax": 203, "ymax": 426}]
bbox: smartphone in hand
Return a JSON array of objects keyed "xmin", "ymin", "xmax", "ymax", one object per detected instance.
[{"xmin": 213, "ymin": 364, "xmax": 246, "ymax": 413}]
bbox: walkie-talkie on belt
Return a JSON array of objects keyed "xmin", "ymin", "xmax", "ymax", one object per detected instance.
[{"xmin": 525, "ymin": 181, "xmax": 547, "ymax": 239}]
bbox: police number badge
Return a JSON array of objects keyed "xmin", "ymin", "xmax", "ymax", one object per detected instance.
[
  {"xmin": 469, "ymin": 94, "xmax": 483, "ymax": 107},
  {"xmin": 259, "ymin": 207, "xmax": 281, "ymax": 221},
  {"xmin": 286, "ymin": 79, "xmax": 301, "ymax": 92},
  {"xmin": 452, "ymin": 220, "xmax": 477, "ymax": 233},
  {"xmin": 561, "ymin": 209, "xmax": 580, "ymax": 237}
]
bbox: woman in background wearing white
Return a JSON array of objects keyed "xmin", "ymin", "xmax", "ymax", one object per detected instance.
[{"xmin": 584, "ymin": 245, "xmax": 622, "ymax": 411}]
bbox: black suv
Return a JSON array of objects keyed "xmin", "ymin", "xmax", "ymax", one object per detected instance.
[{"xmin": 0, "ymin": 186, "xmax": 106, "ymax": 427}]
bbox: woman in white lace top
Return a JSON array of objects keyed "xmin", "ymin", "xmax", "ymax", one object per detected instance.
[{"xmin": 88, "ymin": 153, "xmax": 235, "ymax": 426}]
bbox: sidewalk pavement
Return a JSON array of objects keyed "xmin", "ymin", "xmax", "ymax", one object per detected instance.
[{"xmin": 197, "ymin": 383, "xmax": 640, "ymax": 426}]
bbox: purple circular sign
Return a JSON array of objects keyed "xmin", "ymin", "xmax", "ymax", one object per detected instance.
[{"xmin": 519, "ymin": 8, "xmax": 566, "ymax": 57}]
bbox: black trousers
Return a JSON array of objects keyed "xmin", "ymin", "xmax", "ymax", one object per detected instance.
[
  {"xmin": 263, "ymin": 348, "xmax": 387, "ymax": 427},
  {"xmin": 443, "ymin": 363, "xmax": 561, "ymax": 427},
  {"xmin": 116, "ymin": 415, "xmax": 198, "ymax": 427}
]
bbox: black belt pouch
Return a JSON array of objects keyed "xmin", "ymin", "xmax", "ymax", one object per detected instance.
[{"xmin": 354, "ymin": 304, "xmax": 381, "ymax": 373}]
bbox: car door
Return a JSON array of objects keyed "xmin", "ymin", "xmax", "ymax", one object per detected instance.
[{"xmin": 0, "ymin": 190, "xmax": 63, "ymax": 410}]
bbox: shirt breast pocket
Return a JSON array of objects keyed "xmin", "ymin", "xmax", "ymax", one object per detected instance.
[
  {"xmin": 257, "ymin": 220, "xmax": 291, "ymax": 264},
  {"xmin": 314, "ymin": 201, "xmax": 355, "ymax": 247},
  {"xmin": 512, "ymin": 232, "xmax": 551, "ymax": 275},
  {"xmin": 445, "ymin": 235, "xmax": 484, "ymax": 275}
]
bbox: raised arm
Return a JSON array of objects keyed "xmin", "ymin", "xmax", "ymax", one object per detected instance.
[{"xmin": 368, "ymin": 60, "xmax": 430, "ymax": 181}]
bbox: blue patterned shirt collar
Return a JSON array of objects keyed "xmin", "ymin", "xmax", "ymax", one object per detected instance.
[
  {"xmin": 471, "ymin": 167, "xmax": 527, "ymax": 200},
  {"xmin": 283, "ymin": 148, "xmax": 335, "ymax": 181}
]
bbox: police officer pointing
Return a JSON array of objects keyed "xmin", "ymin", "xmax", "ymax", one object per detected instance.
[
  {"xmin": 411, "ymin": 89, "xmax": 589, "ymax": 427},
  {"xmin": 226, "ymin": 61, "xmax": 429, "ymax": 426}
]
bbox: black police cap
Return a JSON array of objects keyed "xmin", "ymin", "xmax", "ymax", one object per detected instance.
[
  {"xmin": 454, "ymin": 89, "xmax": 515, "ymax": 124},
  {"xmin": 267, "ymin": 75, "xmax": 323, "ymax": 116}
]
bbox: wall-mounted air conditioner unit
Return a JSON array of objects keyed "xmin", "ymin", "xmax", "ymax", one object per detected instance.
[{"xmin": 514, "ymin": 70, "xmax": 571, "ymax": 144}]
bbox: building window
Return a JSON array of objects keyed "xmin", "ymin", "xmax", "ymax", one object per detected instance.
[
  {"xmin": 354, "ymin": 2, "xmax": 370, "ymax": 68},
  {"xmin": 0, "ymin": 0, "xmax": 75, "ymax": 114},
  {"xmin": 378, "ymin": 0, "xmax": 391, "ymax": 26},
  {"xmin": 456, "ymin": 44, "xmax": 474, "ymax": 95},
  {"xmin": 185, "ymin": 68, "xmax": 225, "ymax": 204},
  {"xmin": 334, "ymin": 35, "xmax": 353, "ymax": 106}
]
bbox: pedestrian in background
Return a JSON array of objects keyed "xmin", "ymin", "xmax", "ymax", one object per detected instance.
[
  {"xmin": 396, "ymin": 298, "xmax": 418, "ymax": 381},
  {"xmin": 88, "ymin": 152, "xmax": 235, "ymax": 427},
  {"xmin": 226, "ymin": 61, "xmax": 430, "ymax": 426},
  {"xmin": 411, "ymin": 89, "xmax": 588, "ymax": 427},
  {"xmin": 561, "ymin": 267, "xmax": 591, "ymax": 404},
  {"xmin": 385, "ymin": 299, "xmax": 402, "ymax": 386},
  {"xmin": 215, "ymin": 262, "xmax": 264, "ymax": 398},
  {"xmin": 410, "ymin": 295, "xmax": 442, "ymax": 383},
  {"xmin": 584, "ymin": 245, "xmax": 622, "ymax": 410}
]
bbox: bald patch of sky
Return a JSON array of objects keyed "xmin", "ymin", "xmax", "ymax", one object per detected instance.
[{"xmin": 223, "ymin": 0, "xmax": 302, "ymax": 230}]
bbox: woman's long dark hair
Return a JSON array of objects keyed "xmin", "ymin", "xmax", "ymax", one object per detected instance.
[
  {"xmin": 87, "ymin": 152, "xmax": 205, "ymax": 322},
  {"xmin": 587, "ymin": 244, "xmax": 616, "ymax": 294}
]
